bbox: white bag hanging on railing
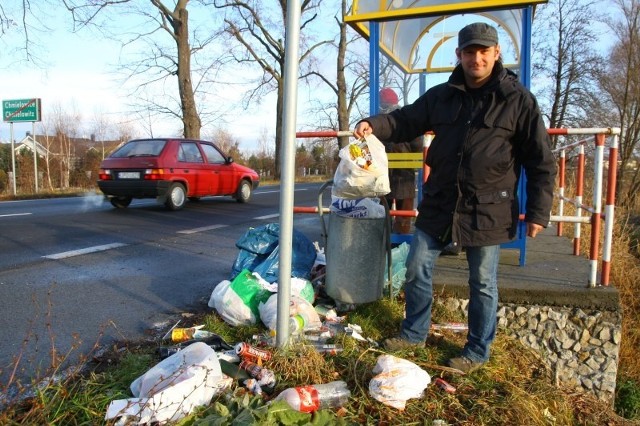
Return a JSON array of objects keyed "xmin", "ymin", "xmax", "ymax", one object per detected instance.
[{"xmin": 332, "ymin": 134, "xmax": 390, "ymax": 199}]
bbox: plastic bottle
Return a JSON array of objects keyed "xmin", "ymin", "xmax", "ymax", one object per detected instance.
[
  {"xmin": 289, "ymin": 313, "xmax": 310, "ymax": 334},
  {"xmin": 170, "ymin": 326, "xmax": 230, "ymax": 344},
  {"xmin": 157, "ymin": 340, "xmax": 235, "ymax": 360},
  {"xmin": 305, "ymin": 343, "xmax": 344, "ymax": 355},
  {"xmin": 275, "ymin": 380, "xmax": 350, "ymax": 413},
  {"xmin": 178, "ymin": 334, "xmax": 234, "ymax": 349}
]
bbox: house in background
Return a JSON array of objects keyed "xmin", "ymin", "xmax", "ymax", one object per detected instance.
[
  {"xmin": 9, "ymin": 132, "xmax": 123, "ymax": 190},
  {"xmin": 14, "ymin": 132, "xmax": 50, "ymax": 158}
]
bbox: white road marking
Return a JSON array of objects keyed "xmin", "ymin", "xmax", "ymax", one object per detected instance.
[
  {"xmin": 0, "ymin": 213, "xmax": 32, "ymax": 218},
  {"xmin": 254, "ymin": 213, "xmax": 280, "ymax": 220},
  {"xmin": 43, "ymin": 243, "xmax": 128, "ymax": 260},
  {"xmin": 177, "ymin": 224, "xmax": 228, "ymax": 234},
  {"xmin": 256, "ymin": 188, "xmax": 307, "ymax": 195}
]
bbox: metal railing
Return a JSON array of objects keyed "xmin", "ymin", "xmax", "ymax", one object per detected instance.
[
  {"xmin": 294, "ymin": 127, "xmax": 621, "ymax": 287},
  {"xmin": 549, "ymin": 127, "xmax": 620, "ymax": 287}
]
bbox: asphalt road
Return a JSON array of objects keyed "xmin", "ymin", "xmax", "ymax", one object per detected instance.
[{"xmin": 0, "ymin": 182, "xmax": 329, "ymax": 390}]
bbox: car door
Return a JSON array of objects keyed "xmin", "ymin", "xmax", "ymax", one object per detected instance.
[
  {"xmin": 176, "ymin": 141, "xmax": 207, "ymax": 196},
  {"xmin": 200, "ymin": 142, "xmax": 236, "ymax": 195}
]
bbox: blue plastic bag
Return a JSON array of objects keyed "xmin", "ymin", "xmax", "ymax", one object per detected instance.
[
  {"xmin": 230, "ymin": 223, "xmax": 317, "ymax": 283},
  {"xmin": 385, "ymin": 242, "xmax": 410, "ymax": 297}
]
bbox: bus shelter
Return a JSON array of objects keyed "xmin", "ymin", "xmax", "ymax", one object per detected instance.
[{"xmin": 345, "ymin": 0, "xmax": 547, "ymax": 265}]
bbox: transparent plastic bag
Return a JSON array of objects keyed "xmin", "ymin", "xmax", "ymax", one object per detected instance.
[{"xmin": 332, "ymin": 135, "xmax": 390, "ymax": 199}]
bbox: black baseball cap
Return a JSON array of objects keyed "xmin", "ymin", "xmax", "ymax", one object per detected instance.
[{"xmin": 458, "ymin": 22, "xmax": 499, "ymax": 49}]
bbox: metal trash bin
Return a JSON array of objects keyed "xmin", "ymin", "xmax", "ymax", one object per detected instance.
[{"xmin": 325, "ymin": 213, "xmax": 387, "ymax": 304}]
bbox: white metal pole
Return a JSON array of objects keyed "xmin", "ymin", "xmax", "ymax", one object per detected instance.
[
  {"xmin": 33, "ymin": 122, "xmax": 38, "ymax": 192},
  {"xmin": 10, "ymin": 122, "xmax": 16, "ymax": 195},
  {"xmin": 589, "ymin": 137, "xmax": 605, "ymax": 287},
  {"xmin": 275, "ymin": 0, "xmax": 301, "ymax": 348}
]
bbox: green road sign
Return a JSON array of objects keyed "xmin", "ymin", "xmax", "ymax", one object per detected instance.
[{"xmin": 3, "ymin": 98, "xmax": 42, "ymax": 122}]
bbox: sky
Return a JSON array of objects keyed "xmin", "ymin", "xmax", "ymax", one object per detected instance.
[
  {"xmin": 0, "ymin": 3, "xmax": 285, "ymax": 154},
  {"xmin": 1, "ymin": 2, "xmax": 616, "ymax": 154},
  {"xmin": 0, "ymin": 1, "xmax": 444, "ymax": 154}
]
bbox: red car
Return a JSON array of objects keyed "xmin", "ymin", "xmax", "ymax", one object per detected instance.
[{"xmin": 97, "ymin": 138, "xmax": 260, "ymax": 210}]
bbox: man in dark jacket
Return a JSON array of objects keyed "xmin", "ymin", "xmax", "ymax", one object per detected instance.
[{"xmin": 354, "ymin": 22, "xmax": 556, "ymax": 373}]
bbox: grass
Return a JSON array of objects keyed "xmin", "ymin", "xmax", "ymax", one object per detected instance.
[
  {"xmin": 1, "ymin": 177, "xmax": 639, "ymax": 424},
  {"xmin": 0, "ymin": 296, "xmax": 635, "ymax": 425}
]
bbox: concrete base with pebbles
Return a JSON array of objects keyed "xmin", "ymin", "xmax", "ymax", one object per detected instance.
[
  {"xmin": 435, "ymin": 297, "xmax": 621, "ymax": 402},
  {"xmin": 430, "ymin": 228, "xmax": 621, "ymax": 403}
]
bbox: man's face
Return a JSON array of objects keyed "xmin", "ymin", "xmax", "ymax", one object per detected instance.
[{"xmin": 455, "ymin": 44, "xmax": 501, "ymax": 88}]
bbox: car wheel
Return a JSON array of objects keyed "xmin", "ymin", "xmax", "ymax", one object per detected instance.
[
  {"xmin": 110, "ymin": 196, "xmax": 132, "ymax": 209},
  {"xmin": 165, "ymin": 183, "xmax": 187, "ymax": 210},
  {"xmin": 235, "ymin": 179, "xmax": 252, "ymax": 203}
]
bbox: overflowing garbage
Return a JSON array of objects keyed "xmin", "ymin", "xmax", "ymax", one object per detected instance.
[
  {"xmin": 105, "ymin": 137, "xmax": 457, "ymax": 425},
  {"xmin": 102, "ymin": 208, "xmax": 457, "ymax": 424}
]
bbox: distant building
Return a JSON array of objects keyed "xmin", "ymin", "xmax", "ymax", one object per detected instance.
[{"xmin": 14, "ymin": 133, "xmax": 50, "ymax": 158}]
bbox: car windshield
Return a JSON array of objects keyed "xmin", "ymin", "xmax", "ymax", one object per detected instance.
[{"xmin": 110, "ymin": 139, "xmax": 166, "ymax": 158}]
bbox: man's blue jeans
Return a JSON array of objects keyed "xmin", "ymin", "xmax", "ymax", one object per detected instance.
[{"xmin": 399, "ymin": 228, "xmax": 500, "ymax": 363}]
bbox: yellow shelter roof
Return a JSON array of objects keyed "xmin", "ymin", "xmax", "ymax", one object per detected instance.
[{"xmin": 346, "ymin": 0, "xmax": 547, "ymax": 74}]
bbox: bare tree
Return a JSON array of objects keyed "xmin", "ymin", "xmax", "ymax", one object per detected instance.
[
  {"xmin": 90, "ymin": 108, "xmax": 115, "ymax": 160},
  {"xmin": 379, "ymin": 49, "xmax": 422, "ymax": 106},
  {"xmin": 532, "ymin": 0, "xmax": 602, "ymax": 148},
  {"xmin": 38, "ymin": 118, "xmax": 57, "ymax": 190},
  {"xmin": 0, "ymin": 1, "xmax": 51, "ymax": 65},
  {"xmin": 0, "ymin": 3, "xmax": 13, "ymax": 37},
  {"xmin": 61, "ymin": 0, "xmax": 226, "ymax": 139},
  {"xmin": 213, "ymin": 0, "xmax": 331, "ymax": 178},
  {"xmin": 329, "ymin": 0, "xmax": 368, "ymax": 147},
  {"xmin": 203, "ymin": 127, "xmax": 245, "ymax": 162},
  {"xmin": 302, "ymin": 0, "xmax": 370, "ymax": 152},
  {"xmin": 51, "ymin": 102, "xmax": 82, "ymax": 189},
  {"xmin": 596, "ymin": 0, "xmax": 640, "ymax": 206}
]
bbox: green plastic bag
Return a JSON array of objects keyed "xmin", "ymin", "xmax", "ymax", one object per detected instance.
[{"xmin": 229, "ymin": 269, "xmax": 272, "ymax": 319}]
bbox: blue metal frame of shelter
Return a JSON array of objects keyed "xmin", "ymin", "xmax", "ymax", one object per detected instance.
[{"xmin": 367, "ymin": 7, "xmax": 535, "ymax": 266}]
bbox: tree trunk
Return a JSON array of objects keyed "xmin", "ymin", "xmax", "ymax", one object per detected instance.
[
  {"xmin": 336, "ymin": 0, "xmax": 350, "ymax": 148},
  {"xmin": 174, "ymin": 7, "xmax": 201, "ymax": 139},
  {"xmin": 275, "ymin": 82, "xmax": 284, "ymax": 178}
]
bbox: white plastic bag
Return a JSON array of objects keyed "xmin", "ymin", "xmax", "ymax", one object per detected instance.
[
  {"xmin": 208, "ymin": 280, "xmax": 255, "ymax": 326},
  {"xmin": 259, "ymin": 277, "xmax": 316, "ymax": 304},
  {"xmin": 105, "ymin": 342, "xmax": 225, "ymax": 425},
  {"xmin": 258, "ymin": 294, "xmax": 321, "ymax": 333},
  {"xmin": 332, "ymin": 134, "xmax": 390, "ymax": 199},
  {"xmin": 207, "ymin": 270, "xmax": 272, "ymax": 326},
  {"xmin": 368, "ymin": 354, "xmax": 431, "ymax": 410},
  {"xmin": 330, "ymin": 196, "xmax": 386, "ymax": 218}
]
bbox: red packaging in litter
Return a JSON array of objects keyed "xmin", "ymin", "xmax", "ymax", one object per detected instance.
[
  {"xmin": 235, "ymin": 342, "xmax": 273, "ymax": 363},
  {"xmin": 434, "ymin": 378, "xmax": 456, "ymax": 393}
]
